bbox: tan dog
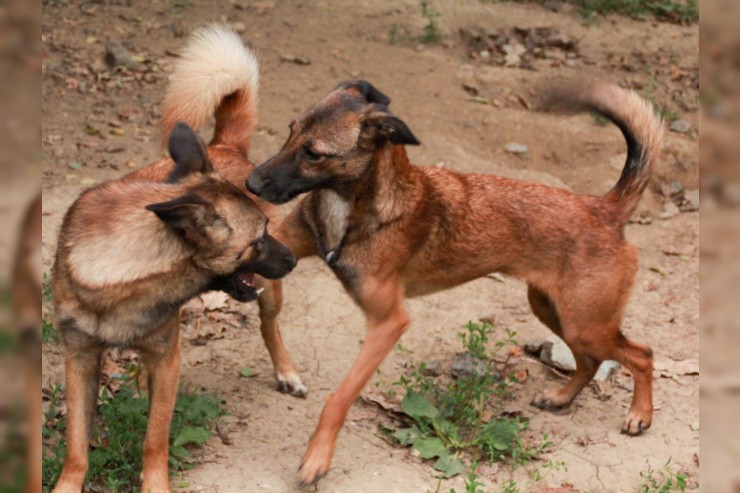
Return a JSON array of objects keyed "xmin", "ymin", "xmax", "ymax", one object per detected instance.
[
  {"xmin": 246, "ymin": 80, "xmax": 663, "ymax": 485},
  {"xmin": 51, "ymin": 25, "xmax": 305, "ymax": 493}
]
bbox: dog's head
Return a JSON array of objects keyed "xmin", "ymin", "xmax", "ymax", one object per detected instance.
[
  {"xmin": 147, "ymin": 123, "xmax": 296, "ymax": 302},
  {"xmin": 246, "ymin": 80, "xmax": 420, "ymax": 204}
]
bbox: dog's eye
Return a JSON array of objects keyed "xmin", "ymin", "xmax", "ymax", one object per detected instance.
[{"xmin": 304, "ymin": 147, "xmax": 322, "ymax": 161}]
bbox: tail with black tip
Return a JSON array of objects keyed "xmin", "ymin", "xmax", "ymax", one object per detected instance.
[
  {"xmin": 161, "ymin": 24, "xmax": 259, "ymax": 156},
  {"xmin": 541, "ymin": 82, "xmax": 664, "ymax": 226}
]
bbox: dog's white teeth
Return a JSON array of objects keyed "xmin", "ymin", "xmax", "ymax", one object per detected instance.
[{"xmin": 256, "ymin": 287, "xmax": 265, "ymax": 296}]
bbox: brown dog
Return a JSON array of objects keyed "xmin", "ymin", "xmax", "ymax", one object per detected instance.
[
  {"xmin": 51, "ymin": 25, "xmax": 305, "ymax": 493},
  {"xmin": 247, "ymin": 80, "xmax": 663, "ymax": 485}
]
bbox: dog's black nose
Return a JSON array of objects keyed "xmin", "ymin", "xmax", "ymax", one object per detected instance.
[
  {"xmin": 286, "ymin": 251, "xmax": 297, "ymax": 271},
  {"xmin": 246, "ymin": 173, "xmax": 264, "ymax": 195}
]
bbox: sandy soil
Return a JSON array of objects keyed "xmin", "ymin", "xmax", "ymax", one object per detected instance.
[{"xmin": 41, "ymin": 1, "xmax": 699, "ymax": 492}]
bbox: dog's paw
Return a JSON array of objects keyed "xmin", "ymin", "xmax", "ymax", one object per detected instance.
[
  {"xmin": 297, "ymin": 439, "xmax": 333, "ymax": 488},
  {"xmin": 621, "ymin": 410, "xmax": 651, "ymax": 436},
  {"xmin": 530, "ymin": 390, "xmax": 573, "ymax": 412},
  {"xmin": 277, "ymin": 371, "xmax": 308, "ymax": 398},
  {"xmin": 51, "ymin": 482, "xmax": 84, "ymax": 493}
]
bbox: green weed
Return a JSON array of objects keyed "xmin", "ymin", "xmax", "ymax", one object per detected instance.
[
  {"xmin": 510, "ymin": 0, "xmax": 697, "ymax": 24},
  {"xmin": 42, "ymin": 273, "xmax": 59, "ymax": 344},
  {"xmin": 386, "ymin": 322, "xmax": 552, "ymax": 478},
  {"xmin": 639, "ymin": 459, "xmax": 688, "ymax": 493},
  {"xmin": 42, "ymin": 374, "xmax": 226, "ymax": 492},
  {"xmin": 418, "ymin": 0, "xmax": 442, "ymax": 44},
  {"xmin": 573, "ymin": 0, "xmax": 698, "ymax": 23}
]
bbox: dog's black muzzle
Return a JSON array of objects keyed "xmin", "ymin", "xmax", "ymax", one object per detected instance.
[
  {"xmin": 247, "ymin": 157, "xmax": 327, "ymax": 205},
  {"xmin": 208, "ymin": 234, "xmax": 297, "ymax": 302}
]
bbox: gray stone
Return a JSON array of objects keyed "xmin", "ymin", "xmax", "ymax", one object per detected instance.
[
  {"xmin": 658, "ymin": 201, "xmax": 680, "ymax": 219},
  {"xmin": 504, "ymin": 142, "xmax": 529, "ymax": 155},
  {"xmin": 679, "ymin": 189, "xmax": 699, "ymax": 212},
  {"xmin": 421, "ymin": 360, "xmax": 443, "ymax": 377},
  {"xmin": 451, "ymin": 352, "xmax": 487, "ymax": 378},
  {"xmin": 670, "ymin": 120, "xmax": 691, "ymax": 134},
  {"xmin": 104, "ymin": 43, "xmax": 140, "ymax": 71}
]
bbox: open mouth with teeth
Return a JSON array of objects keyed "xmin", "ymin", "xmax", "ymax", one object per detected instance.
[{"xmin": 208, "ymin": 269, "xmax": 265, "ymax": 303}]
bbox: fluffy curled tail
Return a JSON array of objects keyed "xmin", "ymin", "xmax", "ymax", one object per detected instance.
[
  {"xmin": 161, "ymin": 24, "xmax": 259, "ymax": 155},
  {"xmin": 540, "ymin": 82, "xmax": 664, "ymax": 226}
]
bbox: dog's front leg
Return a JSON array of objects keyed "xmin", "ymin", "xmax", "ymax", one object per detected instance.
[
  {"xmin": 299, "ymin": 276, "xmax": 409, "ymax": 486},
  {"xmin": 258, "ymin": 204, "xmax": 317, "ymax": 397},
  {"xmin": 53, "ymin": 336, "xmax": 103, "ymax": 493},
  {"xmin": 139, "ymin": 318, "xmax": 181, "ymax": 493},
  {"xmin": 257, "ymin": 278, "xmax": 308, "ymax": 397}
]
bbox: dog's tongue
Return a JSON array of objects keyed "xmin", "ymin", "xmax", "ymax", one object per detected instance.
[{"xmin": 238, "ymin": 271, "xmax": 255, "ymax": 287}]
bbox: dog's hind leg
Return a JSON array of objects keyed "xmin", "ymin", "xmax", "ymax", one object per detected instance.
[
  {"xmin": 528, "ymin": 285, "xmax": 601, "ymax": 411},
  {"xmin": 139, "ymin": 317, "xmax": 181, "ymax": 493},
  {"xmin": 257, "ymin": 278, "xmax": 307, "ymax": 397},
  {"xmin": 53, "ymin": 320, "xmax": 104, "ymax": 493},
  {"xmin": 612, "ymin": 333, "xmax": 653, "ymax": 435}
]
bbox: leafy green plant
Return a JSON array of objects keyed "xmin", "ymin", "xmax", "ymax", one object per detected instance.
[
  {"xmin": 42, "ymin": 273, "xmax": 59, "ymax": 344},
  {"xmin": 42, "ymin": 374, "xmax": 226, "ymax": 492},
  {"xmin": 639, "ymin": 459, "xmax": 687, "ymax": 493},
  {"xmin": 572, "ymin": 0, "xmax": 697, "ymax": 23},
  {"xmin": 418, "ymin": 0, "xmax": 442, "ymax": 43},
  {"xmin": 42, "ymin": 320, "xmax": 59, "ymax": 344},
  {"xmin": 510, "ymin": 0, "xmax": 697, "ymax": 24},
  {"xmin": 386, "ymin": 322, "xmax": 551, "ymax": 478}
]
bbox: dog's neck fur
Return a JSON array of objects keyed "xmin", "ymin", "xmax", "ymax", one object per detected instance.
[
  {"xmin": 312, "ymin": 144, "xmax": 416, "ymax": 258},
  {"xmin": 66, "ymin": 181, "xmax": 196, "ymax": 289}
]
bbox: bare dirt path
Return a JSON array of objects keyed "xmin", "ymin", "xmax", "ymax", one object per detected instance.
[{"xmin": 42, "ymin": 1, "xmax": 698, "ymax": 491}]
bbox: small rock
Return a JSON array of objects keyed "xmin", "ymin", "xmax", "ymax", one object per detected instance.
[
  {"xmin": 504, "ymin": 142, "xmax": 528, "ymax": 155},
  {"xmin": 104, "ymin": 43, "xmax": 140, "ymax": 71},
  {"xmin": 660, "ymin": 180, "xmax": 684, "ymax": 198},
  {"xmin": 451, "ymin": 352, "xmax": 487, "ymax": 378},
  {"xmin": 679, "ymin": 189, "xmax": 699, "ymax": 212},
  {"xmin": 670, "ymin": 120, "xmax": 691, "ymax": 134},
  {"xmin": 479, "ymin": 49, "xmax": 490, "ymax": 60},
  {"xmin": 523, "ymin": 339, "xmax": 545, "ymax": 356},
  {"xmin": 421, "ymin": 360, "xmax": 442, "ymax": 377},
  {"xmin": 233, "ymin": 21, "xmax": 246, "ymax": 33},
  {"xmin": 279, "ymin": 54, "xmax": 311, "ymax": 65},
  {"xmin": 414, "ymin": 44, "xmax": 425, "ymax": 52},
  {"xmin": 658, "ymin": 201, "xmax": 680, "ymax": 219}
]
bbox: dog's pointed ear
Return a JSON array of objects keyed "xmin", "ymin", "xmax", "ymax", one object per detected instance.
[
  {"xmin": 359, "ymin": 111, "xmax": 421, "ymax": 149},
  {"xmin": 167, "ymin": 122, "xmax": 213, "ymax": 182},
  {"xmin": 146, "ymin": 193, "xmax": 219, "ymax": 248},
  {"xmin": 337, "ymin": 80, "xmax": 391, "ymax": 106}
]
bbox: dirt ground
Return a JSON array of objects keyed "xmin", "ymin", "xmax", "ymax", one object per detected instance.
[{"xmin": 41, "ymin": 1, "xmax": 699, "ymax": 491}]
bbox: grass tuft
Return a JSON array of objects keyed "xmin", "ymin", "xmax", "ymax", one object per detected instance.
[{"xmin": 42, "ymin": 374, "xmax": 226, "ymax": 492}]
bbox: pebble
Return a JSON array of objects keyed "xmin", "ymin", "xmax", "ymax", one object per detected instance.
[
  {"xmin": 504, "ymin": 142, "xmax": 529, "ymax": 155},
  {"xmin": 658, "ymin": 201, "xmax": 680, "ymax": 219},
  {"xmin": 421, "ymin": 360, "xmax": 443, "ymax": 377},
  {"xmin": 451, "ymin": 352, "xmax": 487, "ymax": 378},
  {"xmin": 670, "ymin": 120, "xmax": 691, "ymax": 134},
  {"xmin": 104, "ymin": 43, "xmax": 140, "ymax": 71},
  {"xmin": 679, "ymin": 189, "xmax": 699, "ymax": 212}
]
